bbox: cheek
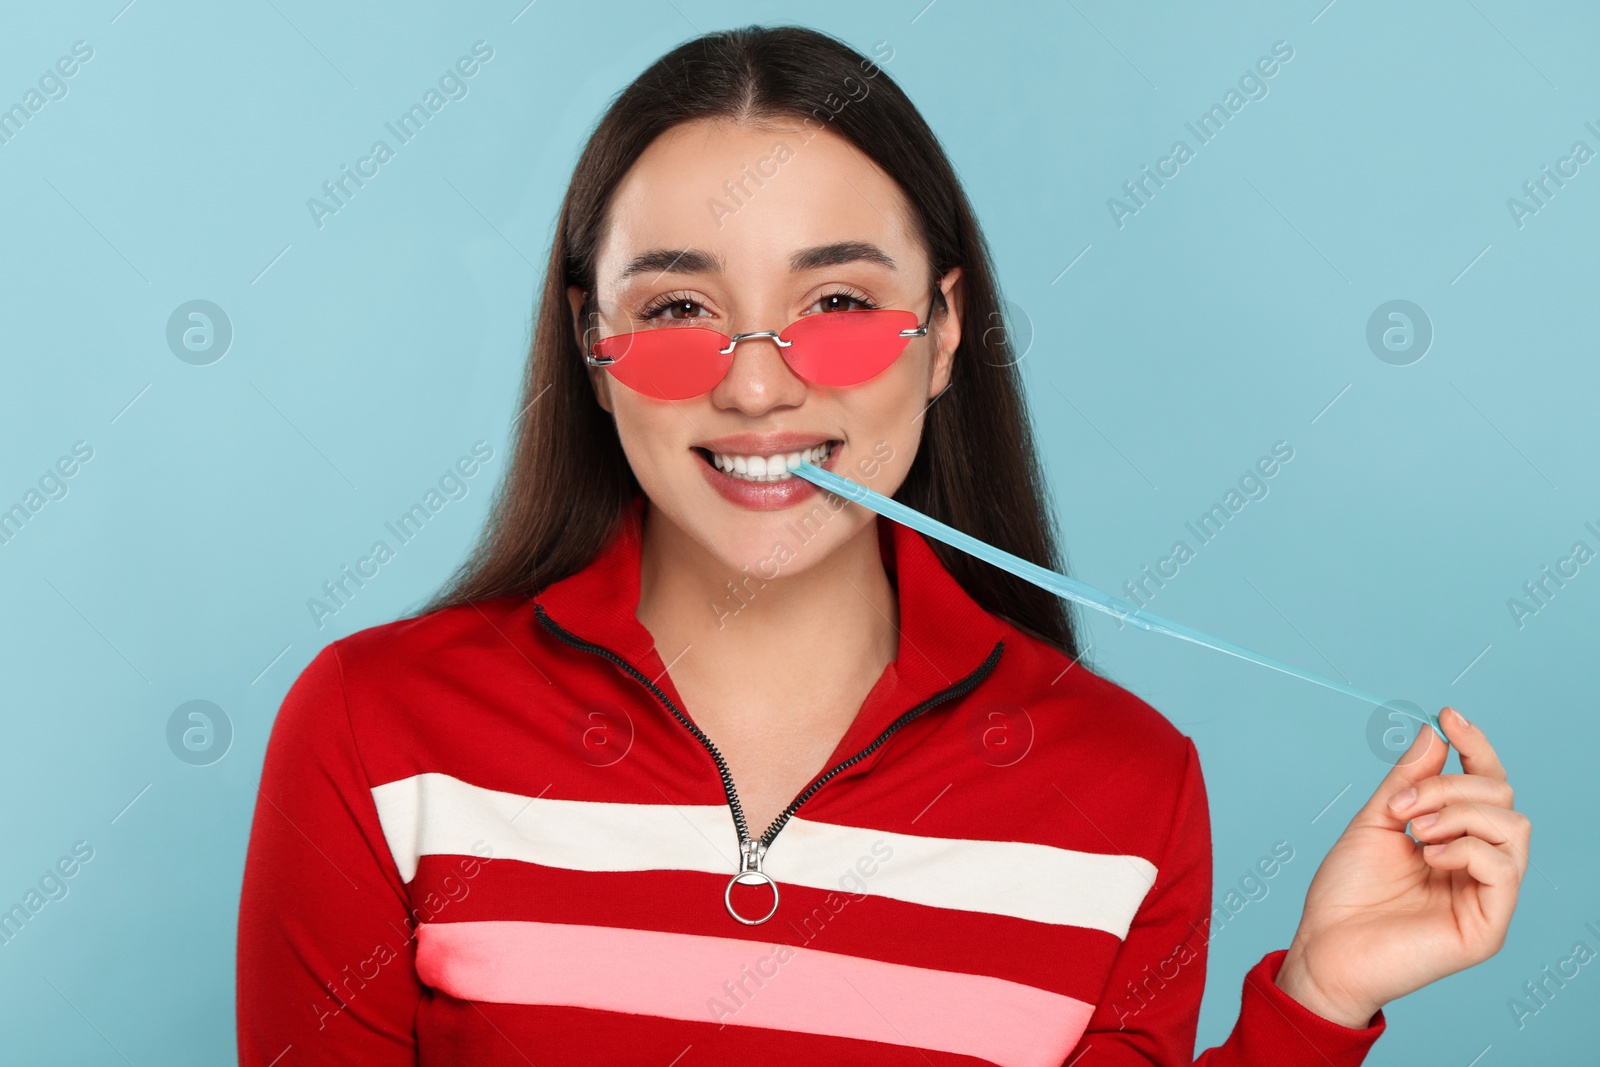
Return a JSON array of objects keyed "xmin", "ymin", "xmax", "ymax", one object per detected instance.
[
  {"xmin": 841, "ymin": 360, "xmax": 931, "ymax": 485},
  {"xmin": 589, "ymin": 368, "xmax": 615, "ymax": 412},
  {"xmin": 885, "ymin": 344, "xmax": 938, "ymax": 418},
  {"xmin": 610, "ymin": 394, "xmax": 682, "ymax": 470}
]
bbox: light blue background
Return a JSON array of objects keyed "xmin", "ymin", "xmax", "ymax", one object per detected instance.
[{"xmin": 1, "ymin": 1, "xmax": 1594, "ymax": 1063}]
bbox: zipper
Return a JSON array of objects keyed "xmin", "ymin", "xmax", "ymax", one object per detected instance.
[{"xmin": 534, "ymin": 602, "xmax": 1004, "ymax": 924}]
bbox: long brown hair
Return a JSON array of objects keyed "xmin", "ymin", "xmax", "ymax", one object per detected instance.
[{"xmin": 416, "ymin": 24, "xmax": 1083, "ymax": 662}]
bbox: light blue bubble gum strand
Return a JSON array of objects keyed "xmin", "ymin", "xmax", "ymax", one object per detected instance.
[{"xmin": 789, "ymin": 461, "xmax": 1448, "ymax": 745}]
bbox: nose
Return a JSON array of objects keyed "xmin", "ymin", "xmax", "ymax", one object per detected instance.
[{"xmin": 707, "ymin": 321, "xmax": 808, "ymax": 413}]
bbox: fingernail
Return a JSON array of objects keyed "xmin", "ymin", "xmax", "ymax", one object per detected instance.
[
  {"xmin": 1412, "ymin": 812, "xmax": 1438, "ymax": 830},
  {"xmin": 1389, "ymin": 787, "xmax": 1417, "ymax": 811},
  {"xmin": 1452, "ymin": 707, "xmax": 1471, "ymax": 728},
  {"xmin": 1423, "ymin": 843, "xmax": 1444, "ymax": 855}
]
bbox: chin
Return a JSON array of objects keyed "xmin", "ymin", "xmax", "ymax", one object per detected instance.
[{"xmin": 708, "ymin": 506, "xmax": 848, "ymax": 580}]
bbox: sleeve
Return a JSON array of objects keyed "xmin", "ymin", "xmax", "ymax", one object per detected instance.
[
  {"xmin": 1063, "ymin": 737, "xmax": 1387, "ymax": 1066},
  {"xmin": 236, "ymin": 643, "xmax": 425, "ymax": 1066}
]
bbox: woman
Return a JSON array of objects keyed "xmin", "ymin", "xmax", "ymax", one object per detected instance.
[{"xmin": 236, "ymin": 25, "xmax": 1529, "ymax": 1066}]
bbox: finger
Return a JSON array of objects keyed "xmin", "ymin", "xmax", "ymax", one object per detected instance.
[
  {"xmin": 1420, "ymin": 835, "xmax": 1522, "ymax": 932},
  {"xmin": 1440, "ymin": 706, "xmax": 1507, "ymax": 783},
  {"xmin": 1354, "ymin": 718, "xmax": 1451, "ymax": 829},
  {"xmin": 1409, "ymin": 802, "xmax": 1530, "ymax": 850},
  {"xmin": 1389, "ymin": 773, "xmax": 1515, "ymax": 822}
]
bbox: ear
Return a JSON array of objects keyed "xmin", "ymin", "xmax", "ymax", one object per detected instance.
[
  {"xmin": 568, "ymin": 284, "xmax": 615, "ymax": 415},
  {"xmin": 928, "ymin": 266, "xmax": 963, "ymax": 399},
  {"xmin": 566, "ymin": 283, "xmax": 587, "ymax": 341}
]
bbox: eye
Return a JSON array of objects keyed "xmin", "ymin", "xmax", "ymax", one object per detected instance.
[
  {"xmin": 636, "ymin": 292, "xmax": 714, "ymax": 322},
  {"xmin": 805, "ymin": 288, "xmax": 880, "ymax": 314}
]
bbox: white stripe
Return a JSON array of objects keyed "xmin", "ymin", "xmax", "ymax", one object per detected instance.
[
  {"xmin": 774, "ymin": 817, "xmax": 1156, "ymax": 938},
  {"xmin": 371, "ymin": 772, "xmax": 736, "ymax": 882},
  {"xmin": 371, "ymin": 772, "xmax": 1156, "ymax": 937}
]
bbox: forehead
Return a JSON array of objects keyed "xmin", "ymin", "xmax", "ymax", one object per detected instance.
[{"xmin": 594, "ymin": 118, "xmax": 923, "ymax": 287}]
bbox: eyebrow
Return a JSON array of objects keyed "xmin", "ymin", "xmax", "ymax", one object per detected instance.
[{"xmin": 616, "ymin": 241, "xmax": 898, "ymax": 283}]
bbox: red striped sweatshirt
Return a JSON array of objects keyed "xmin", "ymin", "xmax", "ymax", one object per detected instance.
[{"xmin": 236, "ymin": 491, "xmax": 1386, "ymax": 1065}]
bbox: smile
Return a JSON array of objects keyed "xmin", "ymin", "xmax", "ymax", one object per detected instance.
[{"xmin": 695, "ymin": 441, "xmax": 838, "ymax": 482}]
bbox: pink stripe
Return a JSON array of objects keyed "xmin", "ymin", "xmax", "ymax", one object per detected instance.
[{"xmin": 417, "ymin": 920, "xmax": 1094, "ymax": 1067}]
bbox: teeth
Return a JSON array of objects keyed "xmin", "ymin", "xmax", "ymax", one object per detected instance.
[{"xmin": 708, "ymin": 442, "xmax": 832, "ymax": 482}]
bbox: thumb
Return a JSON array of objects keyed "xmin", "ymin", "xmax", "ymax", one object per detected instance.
[{"xmin": 1351, "ymin": 712, "xmax": 1451, "ymax": 830}]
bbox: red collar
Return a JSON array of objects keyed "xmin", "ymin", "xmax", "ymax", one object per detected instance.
[{"xmin": 534, "ymin": 492, "xmax": 1007, "ymax": 767}]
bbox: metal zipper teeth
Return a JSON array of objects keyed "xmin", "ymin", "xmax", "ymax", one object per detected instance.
[
  {"xmin": 534, "ymin": 602, "xmax": 1005, "ymax": 851},
  {"xmin": 534, "ymin": 604, "xmax": 755, "ymax": 840},
  {"xmin": 755, "ymin": 639, "xmax": 1004, "ymax": 848}
]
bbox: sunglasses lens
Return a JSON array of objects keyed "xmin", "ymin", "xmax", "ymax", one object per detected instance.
[
  {"xmin": 593, "ymin": 329, "xmax": 733, "ymax": 401},
  {"xmin": 779, "ymin": 310, "xmax": 920, "ymax": 387}
]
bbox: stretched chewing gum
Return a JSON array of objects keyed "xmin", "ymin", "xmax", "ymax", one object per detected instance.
[{"xmin": 790, "ymin": 461, "xmax": 1447, "ymax": 743}]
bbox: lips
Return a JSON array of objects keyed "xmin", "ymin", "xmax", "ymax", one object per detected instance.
[{"xmin": 691, "ymin": 434, "xmax": 843, "ymax": 511}]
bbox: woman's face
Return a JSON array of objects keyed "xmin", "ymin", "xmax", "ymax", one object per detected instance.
[{"xmin": 568, "ymin": 117, "xmax": 962, "ymax": 578}]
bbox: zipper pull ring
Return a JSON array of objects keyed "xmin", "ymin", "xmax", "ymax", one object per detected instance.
[{"xmin": 724, "ymin": 837, "xmax": 779, "ymax": 926}]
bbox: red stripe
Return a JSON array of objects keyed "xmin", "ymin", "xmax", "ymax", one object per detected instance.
[{"xmin": 407, "ymin": 855, "xmax": 1124, "ymax": 1002}]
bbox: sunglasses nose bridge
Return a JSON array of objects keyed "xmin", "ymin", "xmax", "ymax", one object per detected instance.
[
  {"xmin": 718, "ymin": 329, "xmax": 794, "ymax": 356},
  {"xmin": 708, "ymin": 327, "xmax": 810, "ymax": 406}
]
